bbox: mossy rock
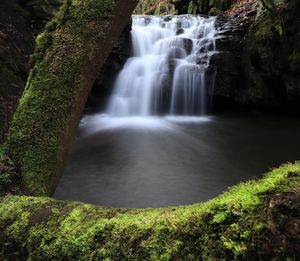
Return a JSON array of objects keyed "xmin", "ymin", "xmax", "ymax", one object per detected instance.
[{"xmin": 0, "ymin": 162, "xmax": 299, "ymax": 260}]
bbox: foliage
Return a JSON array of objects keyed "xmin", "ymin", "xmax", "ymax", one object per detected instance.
[
  {"xmin": 188, "ymin": 0, "xmax": 234, "ymax": 15},
  {"xmin": 134, "ymin": 0, "xmax": 176, "ymax": 15}
]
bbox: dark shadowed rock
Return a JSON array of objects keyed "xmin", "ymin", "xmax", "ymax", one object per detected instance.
[
  {"xmin": 0, "ymin": 0, "xmax": 64, "ymax": 142},
  {"xmin": 26, "ymin": 0, "xmax": 64, "ymax": 19}
]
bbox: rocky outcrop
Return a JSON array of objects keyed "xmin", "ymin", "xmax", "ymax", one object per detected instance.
[
  {"xmin": 85, "ymin": 22, "xmax": 133, "ymax": 114},
  {"xmin": 207, "ymin": 0, "xmax": 300, "ymax": 112},
  {"xmin": 239, "ymin": 0, "xmax": 300, "ymax": 110},
  {"xmin": 208, "ymin": 0, "xmax": 258, "ymax": 111}
]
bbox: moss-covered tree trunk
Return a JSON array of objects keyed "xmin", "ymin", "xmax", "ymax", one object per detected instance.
[{"xmin": 2, "ymin": 0, "xmax": 138, "ymax": 196}]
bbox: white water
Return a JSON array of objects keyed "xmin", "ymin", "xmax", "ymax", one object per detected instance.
[{"xmin": 106, "ymin": 15, "xmax": 217, "ymax": 117}]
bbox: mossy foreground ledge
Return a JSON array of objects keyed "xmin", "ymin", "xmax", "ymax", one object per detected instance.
[
  {"xmin": 2, "ymin": 0, "xmax": 138, "ymax": 196},
  {"xmin": 0, "ymin": 162, "xmax": 299, "ymax": 260}
]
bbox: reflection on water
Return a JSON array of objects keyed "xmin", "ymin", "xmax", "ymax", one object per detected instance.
[{"xmin": 54, "ymin": 114, "xmax": 300, "ymax": 208}]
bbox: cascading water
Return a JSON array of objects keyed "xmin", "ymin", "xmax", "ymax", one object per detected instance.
[
  {"xmin": 107, "ymin": 15, "xmax": 218, "ymax": 117},
  {"xmin": 55, "ymin": 15, "xmax": 300, "ymax": 209}
]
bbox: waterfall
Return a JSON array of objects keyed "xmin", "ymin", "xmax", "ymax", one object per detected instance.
[{"xmin": 106, "ymin": 15, "xmax": 217, "ymax": 117}]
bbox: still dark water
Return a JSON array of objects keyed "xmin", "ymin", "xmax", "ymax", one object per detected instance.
[{"xmin": 54, "ymin": 114, "xmax": 300, "ymax": 208}]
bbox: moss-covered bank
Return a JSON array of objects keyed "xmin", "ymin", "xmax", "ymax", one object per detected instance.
[
  {"xmin": 1, "ymin": 0, "xmax": 138, "ymax": 197},
  {"xmin": 0, "ymin": 162, "xmax": 299, "ymax": 260}
]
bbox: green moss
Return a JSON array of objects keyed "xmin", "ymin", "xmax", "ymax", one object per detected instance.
[
  {"xmin": 188, "ymin": 0, "xmax": 233, "ymax": 15},
  {"xmin": 208, "ymin": 7, "xmax": 221, "ymax": 15},
  {"xmin": 2, "ymin": 0, "xmax": 117, "ymax": 196},
  {"xmin": 0, "ymin": 148, "xmax": 21, "ymax": 196},
  {"xmin": 134, "ymin": 0, "xmax": 176, "ymax": 15},
  {"xmin": 0, "ymin": 162, "xmax": 299, "ymax": 260}
]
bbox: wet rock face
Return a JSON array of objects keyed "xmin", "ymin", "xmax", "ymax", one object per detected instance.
[
  {"xmin": 238, "ymin": 0, "xmax": 300, "ymax": 111},
  {"xmin": 207, "ymin": 0, "xmax": 300, "ymax": 112},
  {"xmin": 85, "ymin": 23, "xmax": 133, "ymax": 114},
  {"xmin": 207, "ymin": 13, "xmax": 250, "ymax": 111},
  {"xmin": 213, "ymin": 17, "xmax": 240, "ymax": 93}
]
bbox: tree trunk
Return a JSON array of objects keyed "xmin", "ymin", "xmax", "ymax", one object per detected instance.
[{"xmin": 2, "ymin": 0, "xmax": 138, "ymax": 196}]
